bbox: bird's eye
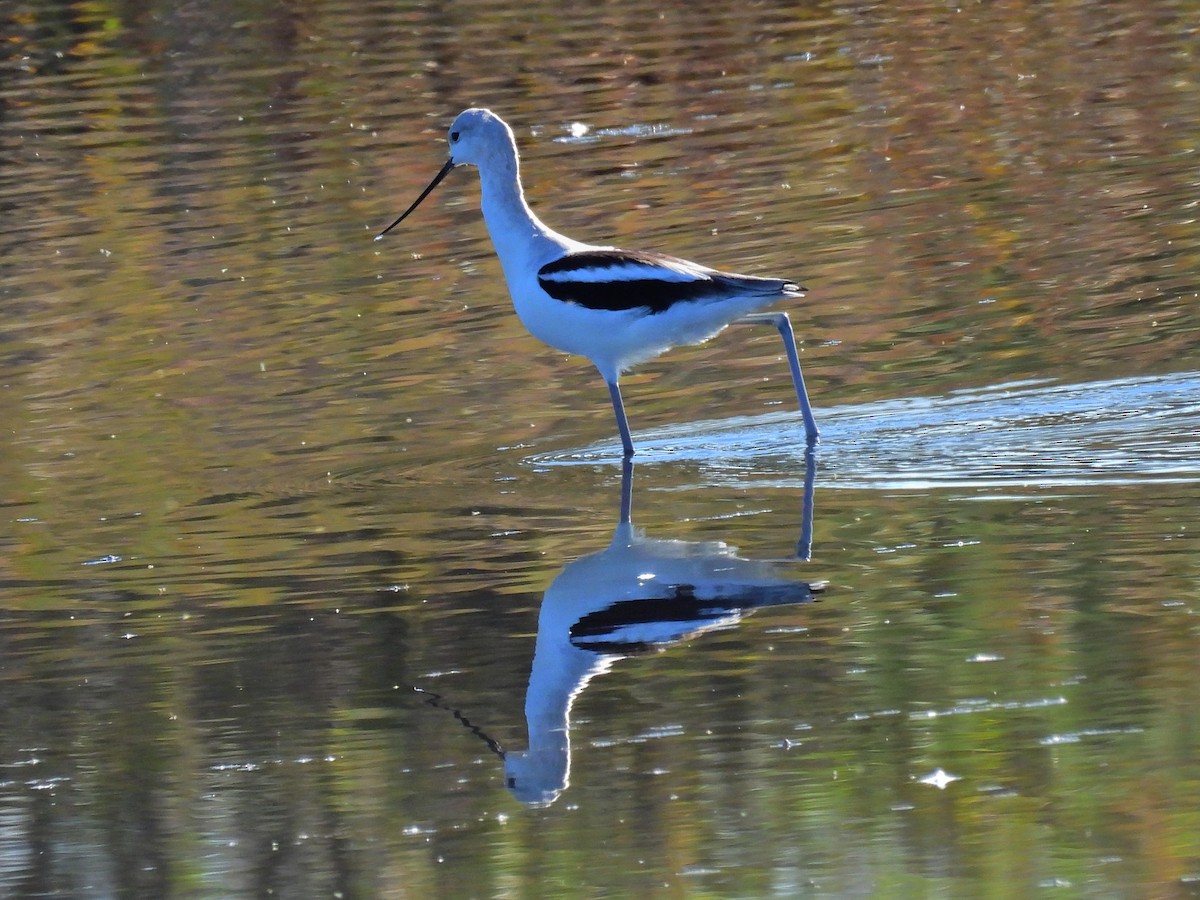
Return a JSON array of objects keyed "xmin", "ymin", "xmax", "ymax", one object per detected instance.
[{"xmin": 450, "ymin": 131, "xmax": 460, "ymax": 143}]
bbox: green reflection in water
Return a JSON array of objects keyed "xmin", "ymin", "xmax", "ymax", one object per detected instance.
[{"xmin": 2, "ymin": 0, "xmax": 1200, "ymax": 895}]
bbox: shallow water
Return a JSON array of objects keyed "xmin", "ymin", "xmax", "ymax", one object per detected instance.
[{"xmin": 2, "ymin": 0, "xmax": 1199, "ymax": 896}]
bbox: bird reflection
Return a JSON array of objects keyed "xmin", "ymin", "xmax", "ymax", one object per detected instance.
[{"xmin": 503, "ymin": 452, "xmax": 822, "ymax": 806}]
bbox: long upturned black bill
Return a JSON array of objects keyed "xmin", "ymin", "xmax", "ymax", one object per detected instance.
[{"xmin": 375, "ymin": 158, "xmax": 456, "ymax": 240}]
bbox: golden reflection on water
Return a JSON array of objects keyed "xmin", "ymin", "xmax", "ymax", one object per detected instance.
[{"xmin": 2, "ymin": 0, "xmax": 1200, "ymax": 895}]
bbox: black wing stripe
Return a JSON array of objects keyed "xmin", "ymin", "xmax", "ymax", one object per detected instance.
[
  {"xmin": 539, "ymin": 249, "xmax": 704, "ymax": 278},
  {"xmin": 540, "ymin": 250, "xmax": 739, "ymax": 314},
  {"xmin": 537, "ymin": 249, "xmax": 798, "ymax": 314},
  {"xmin": 538, "ymin": 277, "xmax": 726, "ymax": 313}
]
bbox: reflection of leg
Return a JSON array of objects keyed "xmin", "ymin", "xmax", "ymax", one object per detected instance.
[
  {"xmin": 606, "ymin": 379, "xmax": 635, "ymax": 458},
  {"xmin": 619, "ymin": 456, "xmax": 634, "ymax": 526},
  {"xmin": 736, "ymin": 312, "xmax": 819, "ymax": 444},
  {"xmin": 797, "ymin": 444, "xmax": 817, "ymax": 561}
]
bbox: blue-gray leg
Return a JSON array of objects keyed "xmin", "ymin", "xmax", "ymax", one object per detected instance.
[
  {"xmin": 607, "ymin": 379, "xmax": 636, "ymax": 458},
  {"xmin": 737, "ymin": 312, "xmax": 819, "ymax": 444}
]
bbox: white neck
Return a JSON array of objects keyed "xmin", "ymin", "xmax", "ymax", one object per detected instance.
[
  {"xmin": 524, "ymin": 628, "xmax": 613, "ymax": 742},
  {"xmin": 475, "ymin": 148, "xmax": 573, "ymax": 273},
  {"xmin": 502, "ymin": 622, "xmax": 614, "ymax": 804}
]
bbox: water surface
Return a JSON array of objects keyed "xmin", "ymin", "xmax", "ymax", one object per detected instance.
[{"xmin": 2, "ymin": 0, "xmax": 1199, "ymax": 896}]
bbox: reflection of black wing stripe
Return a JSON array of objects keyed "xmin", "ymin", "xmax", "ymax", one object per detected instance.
[
  {"xmin": 572, "ymin": 590, "xmax": 725, "ymax": 630},
  {"xmin": 569, "ymin": 580, "xmax": 822, "ymax": 649}
]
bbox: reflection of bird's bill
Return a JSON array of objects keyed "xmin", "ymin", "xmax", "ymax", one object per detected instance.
[{"xmin": 412, "ymin": 685, "xmax": 504, "ymax": 758}]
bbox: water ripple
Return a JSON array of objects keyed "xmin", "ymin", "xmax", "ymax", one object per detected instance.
[{"xmin": 541, "ymin": 371, "xmax": 1200, "ymax": 490}]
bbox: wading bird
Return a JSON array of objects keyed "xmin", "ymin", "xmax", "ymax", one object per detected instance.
[{"xmin": 377, "ymin": 108, "xmax": 818, "ymax": 457}]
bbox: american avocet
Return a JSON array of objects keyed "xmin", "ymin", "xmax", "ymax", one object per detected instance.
[{"xmin": 377, "ymin": 108, "xmax": 819, "ymax": 457}]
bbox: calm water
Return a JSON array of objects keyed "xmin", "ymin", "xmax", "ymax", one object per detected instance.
[{"xmin": 2, "ymin": 0, "xmax": 1199, "ymax": 896}]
